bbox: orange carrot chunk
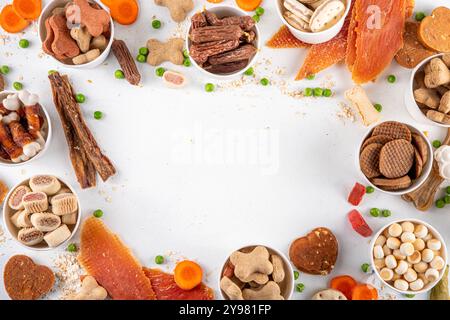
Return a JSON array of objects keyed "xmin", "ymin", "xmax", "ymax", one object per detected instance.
[
  {"xmin": 174, "ymin": 260, "xmax": 203, "ymax": 291},
  {"xmin": 351, "ymin": 284, "xmax": 379, "ymax": 300},
  {"xmin": 0, "ymin": 5, "xmax": 29, "ymax": 33},
  {"xmin": 330, "ymin": 275, "xmax": 358, "ymax": 300},
  {"xmin": 236, "ymin": 0, "xmax": 262, "ymax": 12},
  {"xmin": 12, "ymin": 0, "xmax": 42, "ymax": 20},
  {"xmin": 100, "ymin": 0, "xmax": 114, "ymax": 7},
  {"xmin": 110, "ymin": 0, "xmax": 139, "ymax": 25}
]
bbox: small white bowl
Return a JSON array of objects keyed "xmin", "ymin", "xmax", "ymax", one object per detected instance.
[
  {"xmin": 357, "ymin": 121, "xmax": 433, "ymax": 196},
  {"xmin": 0, "ymin": 91, "xmax": 52, "ymax": 167},
  {"xmin": 218, "ymin": 244, "xmax": 294, "ymax": 300},
  {"xmin": 370, "ymin": 219, "xmax": 448, "ymax": 295},
  {"xmin": 404, "ymin": 53, "xmax": 450, "ymax": 128},
  {"xmin": 38, "ymin": 0, "xmax": 114, "ymax": 69},
  {"xmin": 186, "ymin": 5, "xmax": 261, "ymax": 80},
  {"xmin": 2, "ymin": 176, "xmax": 81, "ymax": 251},
  {"xmin": 275, "ymin": 0, "xmax": 352, "ymax": 44}
]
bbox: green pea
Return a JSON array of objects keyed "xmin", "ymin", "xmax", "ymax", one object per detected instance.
[
  {"xmin": 183, "ymin": 58, "xmax": 191, "ymax": 67},
  {"xmin": 205, "ymin": 83, "xmax": 215, "ymax": 92},
  {"xmin": 48, "ymin": 69, "xmax": 57, "ymax": 75},
  {"xmin": 255, "ymin": 7, "xmax": 265, "ymax": 16},
  {"xmin": 381, "ymin": 209, "xmax": 391, "ymax": 217},
  {"xmin": 67, "ymin": 243, "xmax": 77, "ymax": 252},
  {"xmin": 387, "ymin": 75, "xmax": 396, "ymax": 83},
  {"xmin": 13, "ymin": 82, "xmax": 23, "ymax": 90},
  {"xmin": 93, "ymin": 209, "xmax": 103, "ymax": 218},
  {"xmin": 306, "ymin": 74, "xmax": 315, "ymax": 80},
  {"xmin": 114, "ymin": 70, "xmax": 125, "ymax": 79},
  {"xmin": 155, "ymin": 255, "xmax": 164, "ymax": 264},
  {"xmin": 304, "ymin": 88, "xmax": 313, "ymax": 97},
  {"xmin": 0, "ymin": 65, "xmax": 10, "ymax": 75},
  {"xmin": 155, "ymin": 67, "xmax": 166, "ymax": 77},
  {"xmin": 19, "ymin": 39, "xmax": 29, "ymax": 48},
  {"xmin": 75, "ymin": 93, "xmax": 86, "ymax": 103},
  {"xmin": 444, "ymin": 195, "xmax": 450, "ymax": 204},
  {"xmin": 404, "ymin": 293, "xmax": 415, "ymax": 298},
  {"xmin": 446, "ymin": 186, "xmax": 450, "ymax": 194},
  {"xmin": 366, "ymin": 186, "xmax": 375, "ymax": 194},
  {"xmin": 293, "ymin": 271, "xmax": 299, "ymax": 280},
  {"xmin": 361, "ymin": 263, "xmax": 370, "ymax": 273},
  {"xmin": 139, "ymin": 47, "xmax": 149, "ymax": 57},
  {"xmin": 323, "ymin": 88, "xmax": 332, "ymax": 97},
  {"xmin": 436, "ymin": 199, "xmax": 445, "ymax": 209},
  {"xmin": 152, "ymin": 19, "xmax": 162, "ymax": 29},
  {"xmin": 313, "ymin": 87, "xmax": 323, "ymax": 97},
  {"xmin": 252, "ymin": 15, "xmax": 260, "ymax": 23},
  {"xmin": 432, "ymin": 140, "xmax": 442, "ymax": 148},
  {"xmin": 374, "ymin": 103, "xmax": 382, "ymax": 112},
  {"xmin": 244, "ymin": 67, "xmax": 254, "ymax": 76},
  {"xmin": 415, "ymin": 12, "xmax": 426, "ymax": 21},
  {"xmin": 260, "ymin": 78, "xmax": 269, "ymax": 86},
  {"xmin": 136, "ymin": 54, "xmax": 147, "ymax": 63},
  {"xmin": 296, "ymin": 283, "xmax": 305, "ymax": 293},
  {"xmin": 370, "ymin": 208, "xmax": 380, "ymax": 217},
  {"xmin": 183, "ymin": 49, "xmax": 189, "ymax": 58},
  {"xmin": 94, "ymin": 111, "xmax": 103, "ymax": 120}
]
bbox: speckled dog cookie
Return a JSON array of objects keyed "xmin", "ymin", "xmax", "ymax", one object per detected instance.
[
  {"xmin": 379, "ymin": 139, "xmax": 415, "ymax": 178},
  {"xmin": 359, "ymin": 143, "xmax": 383, "ymax": 178},
  {"xmin": 361, "ymin": 135, "xmax": 393, "ymax": 151},
  {"xmin": 371, "ymin": 175, "xmax": 412, "ymax": 191},
  {"xmin": 372, "ymin": 121, "xmax": 412, "ymax": 142}
]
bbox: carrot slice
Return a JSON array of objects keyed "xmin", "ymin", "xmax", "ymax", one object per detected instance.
[
  {"xmin": 12, "ymin": 0, "xmax": 41, "ymax": 20},
  {"xmin": 0, "ymin": 5, "xmax": 29, "ymax": 33},
  {"xmin": 109, "ymin": 0, "xmax": 139, "ymax": 25},
  {"xmin": 100, "ymin": 0, "xmax": 114, "ymax": 7},
  {"xmin": 330, "ymin": 275, "xmax": 358, "ymax": 300},
  {"xmin": 236, "ymin": 0, "xmax": 262, "ymax": 12},
  {"xmin": 351, "ymin": 284, "xmax": 378, "ymax": 300},
  {"xmin": 174, "ymin": 260, "xmax": 203, "ymax": 291}
]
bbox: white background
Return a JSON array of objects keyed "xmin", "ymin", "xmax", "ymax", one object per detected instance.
[{"xmin": 0, "ymin": 0, "xmax": 449, "ymax": 300}]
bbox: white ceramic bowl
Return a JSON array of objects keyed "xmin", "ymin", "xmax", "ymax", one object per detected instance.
[
  {"xmin": 275, "ymin": 0, "xmax": 352, "ymax": 44},
  {"xmin": 370, "ymin": 219, "xmax": 448, "ymax": 295},
  {"xmin": 357, "ymin": 121, "xmax": 433, "ymax": 196},
  {"xmin": 218, "ymin": 244, "xmax": 294, "ymax": 300},
  {"xmin": 0, "ymin": 91, "xmax": 52, "ymax": 167},
  {"xmin": 2, "ymin": 176, "xmax": 81, "ymax": 251},
  {"xmin": 38, "ymin": 0, "xmax": 114, "ymax": 69},
  {"xmin": 186, "ymin": 5, "xmax": 261, "ymax": 80},
  {"xmin": 404, "ymin": 53, "xmax": 450, "ymax": 128}
]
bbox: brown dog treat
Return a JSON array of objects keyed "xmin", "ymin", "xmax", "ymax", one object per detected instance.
[
  {"xmin": 190, "ymin": 39, "xmax": 240, "ymax": 66},
  {"xmin": 191, "ymin": 12, "xmax": 207, "ymax": 29},
  {"xmin": 411, "ymin": 133, "xmax": 429, "ymax": 165},
  {"xmin": 426, "ymin": 110, "xmax": 450, "ymax": 124},
  {"xmin": 413, "ymin": 148, "xmax": 424, "ymax": 179},
  {"xmin": 359, "ymin": 143, "xmax": 383, "ymax": 179},
  {"xmin": 112, "ymin": 39, "xmax": 141, "ymax": 86},
  {"xmin": 42, "ymin": 17, "xmax": 55, "ymax": 56},
  {"xmin": 379, "ymin": 139, "xmax": 415, "ymax": 179},
  {"xmin": 361, "ymin": 135, "xmax": 392, "ymax": 151},
  {"xmin": 0, "ymin": 179, "xmax": 7, "ymax": 205},
  {"xmin": 0, "ymin": 74, "xmax": 4, "ymax": 92},
  {"xmin": 190, "ymin": 25, "xmax": 243, "ymax": 44},
  {"xmin": 66, "ymin": 0, "xmax": 110, "ymax": 38},
  {"xmin": 204, "ymin": 9, "xmax": 256, "ymax": 31},
  {"xmin": 204, "ymin": 60, "xmax": 249, "ymax": 75},
  {"xmin": 49, "ymin": 15, "xmax": 80, "ymax": 59},
  {"xmin": 146, "ymin": 38, "xmax": 184, "ymax": 66},
  {"xmin": 208, "ymin": 45, "xmax": 257, "ymax": 65},
  {"xmin": 155, "ymin": 0, "xmax": 194, "ymax": 23},
  {"xmin": 418, "ymin": 7, "xmax": 450, "ymax": 52},
  {"xmin": 371, "ymin": 175, "xmax": 412, "ymax": 191},
  {"xmin": 395, "ymin": 22, "xmax": 436, "ymax": 69},
  {"xmin": 4, "ymin": 255, "xmax": 55, "ymax": 300},
  {"xmin": 372, "ymin": 121, "xmax": 412, "ymax": 142},
  {"xmin": 289, "ymin": 227, "xmax": 338, "ymax": 275}
]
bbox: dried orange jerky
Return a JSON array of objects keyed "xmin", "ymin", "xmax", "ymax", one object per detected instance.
[
  {"xmin": 266, "ymin": 25, "xmax": 309, "ymax": 49},
  {"xmin": 0, "ymin": 179, "xmax": 8, "ymax": 205}
]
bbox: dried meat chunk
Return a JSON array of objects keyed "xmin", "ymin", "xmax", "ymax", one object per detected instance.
[
  {"xmin": 143, "ymin": 268, "xmax": 214, "ymax": 300},
  {"xmin": 266, "ymin": 25, "xmax": 309, "ymax": 49},
  {"xmin": 79, "ymin": 217, "xmax": 156, "ymax": 300}
]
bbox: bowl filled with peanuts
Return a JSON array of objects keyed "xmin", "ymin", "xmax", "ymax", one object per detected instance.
[{"xmin": 370, "ymin": 219, "xmax": 448, "ymax": 295}]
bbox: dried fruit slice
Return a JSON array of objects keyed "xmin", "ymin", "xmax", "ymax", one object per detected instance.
[
  {"xmin": 266, "ymin": 25, "xmax": 309, "ymax": 49},
  {"xmin": 348, "ymin": 209, "xmax": 372, "ymax": 237},
  {"xmin": 347, "ymin": 182, "xmax": 366, "ymax": 206}
]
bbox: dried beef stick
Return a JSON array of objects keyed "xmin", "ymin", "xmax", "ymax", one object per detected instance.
[
  {"xmin": 49, "ymin": 74, "xmax": 96, "ymax": 189},
  {"xmin": 111, "ymin": 39, "xmax": 141, "ymax": 86},
  {"xmin": 208, "ymin": 44, "xmax": 257, "ymax": 65},
  {"xmin": 204, "ymin": 10, "xmax": 256, "ymax": 31},
  {"xmin": 190, "ymin": 39, "xmax": 240, "ymax": 65},
  {"xmin": 0, "ymin": 74, "xmax": 4, "ymax": 92},
  {"xmin": 191, "ymin": 12, "xmax": 207, "ymax": 29},
  {"xmin": 189, "ymin": 25, "xmax": 243, "ymax": 43},
  {"xmin": 204, "ymin": 60, "xmax": 249, "ymax": 74}
]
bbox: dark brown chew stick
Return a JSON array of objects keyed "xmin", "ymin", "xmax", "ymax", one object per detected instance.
[
  {"xmin": 0, "ymin": 73, "xmax": 4, "ymax": 91},
  {"xmin": 49, "ymin": 73, "xmax": 116, "ymax": 182},
  {"xmin": 191, "ymin": 12, "xmax": 207, "ymax": 29},
  {"xmin": 189, "ymin": 25, "xmax": 243, "ymax": 43},
  {"xmin": 190, "ymin": 39, "xmax": 240, "ymax": 65},
  {"xmin": 112, "ymin": 39, "xmax": 141, "ymax": 86},
  {"xmin": 204, "ymin": 10, "xmax": 255, "ymax": 31},
  {"xmin": 204, "ymin": 60, "xmax": 249, "ymax": 74},
  {"xmin": 49, "ymin": 74, "xmax": 96, "ymax": 189},
  {"xmin": 208, "ymin": 44, "xmax": 256, "ymax": 65}
]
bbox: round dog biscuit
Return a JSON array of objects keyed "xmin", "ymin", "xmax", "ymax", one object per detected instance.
[
  {"xmin": 361, "ymin": 135, "xmax": 393, "ymax": 151},
  {"xmin": 411, "ymin": 133, "xmax": 429, "ymax": 165},
  {"xmin": 312, "ymin": 289, "xmax": 347, "ymax": 300},
  {"xmin": 359, "ymin": 143, "xmax": 383, "ymax": 178},
  {"xmin": 379, "ymin": 139, "xmax": 415, "ymax": 179},
  {"xmin": 413, "ymin": 148, "xmax": 424, "ymax": 179},
  {"xmin": 372, "ymin": 121, "xmax": 412, "ymax": 142},
  {"xmin": 371, "ymin": 175, "xmax": 412, "ymax": 191}
]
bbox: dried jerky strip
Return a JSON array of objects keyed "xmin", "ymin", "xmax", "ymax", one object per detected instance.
[
  {"xmin": 49, "ymin": 73, "xmax": 116, "ymax": 182},
  {"xmin": 204, "ymin": 10, "xmax": 255, "ymax": 31},
  {"xmin": 208, "ymin": 44, "xmax": 256, "ymax": 65},
  {"xmin": 190, "ymin": 39, "xmax": 240, "ymax": 65},
  {"xmin": 204, "ymin": 60, "xmax": 249, "ymax": 74},
  {"xmin": 0, "ymin": 74, "xmax": 4, "ymax": 92},
  {"xmin": 112, "ymin": 39, "xmax": 141, "ymax": 86},
  {"xmin": 189, "ymin": 25, "xmax": 243, "ymax": 43},
  {"xmin": 0, "ymin": 144, "xmax": 10, "ymax": 160},
  {"xmin": 191, "ymin": 12, "xmax": 207, "ymax": 29},
  {"xmin": 241, "ymin": 30, "xmax": 256, "ymax": 44},
  {"xmin": 49, "ymin": 74, "xmax": 96, "ymax": 189}
]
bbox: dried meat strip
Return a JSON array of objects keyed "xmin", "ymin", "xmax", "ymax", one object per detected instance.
[
  {"xmin": 190, "ymin": 39, "xmax": 240, "ymax": 65},
  {"xmin": 266, "ymin": 25, "xmax": 309, "ymax": 49},
  {"xmin": 204, "ymin": 60, "xmax": 249, "ymax": 74},
  {"xmin": 204, "ymin": 10, "xmax": 255, "ymax": 31},
  {"xmin": 0, "ymin": 74, "xmax": 4, "ymax": 92},
  {"xmin": 189, "ymin": 25, "xmax": 243, "ymax": 43},
  {"xmin": 112, "ymin": 39, "xmax": 141, "ymax": 86},
  {"xmin": 208, "ymin": 44, "xmax": 256, "ymax": 65},
  {"xmin": 191, "ymin": 12, "xmax": 207, "ymax": 29}
]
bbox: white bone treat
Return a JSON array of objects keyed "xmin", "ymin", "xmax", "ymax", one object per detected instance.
[
  {"xmin": 18, "ymin": 227, "xmax": 44, "ymax": 246},
  {"xmin": 22, "ymin": 191, "xmax": 48, "ymax": 213},
  {"xmin": 284, "ymin": 0, "xmax": 313, "ymax": 23},
  {"xmin": 2, "ymin": 94, "xmax": 20, "ymax": 111},
  {"xmin": 309, "ymin": 0, "xmax": 345, "ymax": 32},
  {"xmin": 30, "ymin": 212, "xmax": 61, "ymax": 232},
  {"xmin": 18, "ymin": 90, "xmax": 39, "ymax": 106},
  {"xmin": 1, "ymin": 112, "xmax": 20, "ymax": 124},
  {"xmin": 162, "ymin": 71, "xmax": 187, "ymax": 88},
  {"xmin": 312, "ymin": 289, "xmax": 347, "ymax": 300},
  {"xmin": 345, "ymin": 86, "xmax": 381, "ymax": 126},
  {"xmin": 22, "ymin": 141, "xmax": 41, "ymax": 158},
  {"xmin": 29, "ymin": 175, "xmax": 61, "ymax": 195},
  {"xmin": 62, "ymin": 212, "xmax": 78, "ymax": 225},
  {"xmin": 67, "ymin": 276, "xmax": 108, "ymax": 300},
  {"xmin": 51, "ymin": 193, "xmax": 78, "ymax": 216},
  {"xmin": 434, "ymin": 146, "xmax": 450, "ymax": 179},
  {"xmin": 284, "ymin": 11, "xmax": 311, "ymax": 31},
  {"xmin": 43, "ymin": 224, "xmax": 71, "ymax": 247},
  {"xmin": 8, "ymin": 185, "xmax": 31, "ymax": 210}
]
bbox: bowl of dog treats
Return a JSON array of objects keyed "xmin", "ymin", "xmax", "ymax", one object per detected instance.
[
  {"xmin": 186, "ymin": 5, "xmax": 260, "ymax": 79},
  {"xmin": 3, "ymin": 175, "xmax": 81, "ymax": 251},
  {"xmin": 219, "ymin": 245, "xmax": 294, "ymax": 300},
  {"xmin": 275, "ymin": 0, "xmax": 352, "ymax": 44},
  {"xmin": 0, "ymin": 90, "xmax": 52, "ymax": 166},
  {"xmin": 370, "ymin": 219, "xmax": 447, "ymax": 295},
  {"xmin": 38, "ymin": 0, "xmax": 114, "ymax": 68},
  {"xmin": 357, "ymin": 121, "xmax": 433, "ymax": 195},
  {"xmin": 406, "ymin": 53, "xmax": 450, "ymax": 128}
]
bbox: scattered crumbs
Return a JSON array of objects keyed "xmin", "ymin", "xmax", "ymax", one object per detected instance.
[
  {"xmin": 87, "ymin": 80, "xmax": 93, "ymax": 84},
  {"xmin": 423, "ymin": 131, "xmax": 429, "ymax": 137},
  {"xmin": 18, "ymin": 75, "xmax": 23, "ymax": 81},
  {"xmin": 0, "ymin": 34, "xmax": 10, "ymax": 45},
  {"xmin": 53, "ymin": 252, "xmax": 82, "ymax": 299},
  {"xmin": 20, "ymin": 169, "xmax": 26, "ymax": 175},
  {"xmin": 379, "ymin": 293, "xmax": 398, "ymax": 300},
  {"xmin": 172, "ymin": 22, "xmax": 187, "ymax": 38},
  {"xmin": 337, "ymin": 102, "xmax": 355, "ymax": 122}
]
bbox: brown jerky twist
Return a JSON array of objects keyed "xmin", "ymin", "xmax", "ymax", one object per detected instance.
[
  {"xmin": 204, "ymin": 60, "xmax": 249, "ymax": 74},
  {"xmin": 189, "ymin": 25, "xmax": 243, "ymax": 43},
  {"xmin": 190, "ymin": 39, "xmax": 240, "ymax": 65},
  {"xmin": 112, "ymin": 39, "xmax": 141, "ymax": 86},
  {"xmin": 191, "ymin": 12, "xmax": 207, "ymax": 29},
  {"xmin": 208, "ymin": 44, "xmax": 256, "ymax": 65},
  {"xmin": 204, "ymin": 10, "xmax": 256, "ymax": 31}
]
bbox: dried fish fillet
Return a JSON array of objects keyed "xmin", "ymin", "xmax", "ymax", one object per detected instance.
[{"xmin": 266, "ymin": 25, "xmax": 309, "ymax": 49}]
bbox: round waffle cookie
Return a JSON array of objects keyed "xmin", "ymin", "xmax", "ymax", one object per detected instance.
[
  {"xmin": 411, "ymin": 133, "xmax": 429, "ymax": 165},
  {"xmin": 379, "ymin": 139, "xmax": 415, "ymax": 178},
  {"xmin": 413, "ymin": 148, "xmax": 424, "ymax": 179},
  {"xmin": 372, "ymin": 121, "xmax": 412, "ymax": 142},
  {"xmin": 361, "ymin": 135, "xmax": 393, "ymax": 151},
  {"xmin": 371, "ymin": 176, "xmax": 412, "ymax": 191},
  {"xmin": 360, "ymin": 143, "xmax": 383, "ymax": 178}
]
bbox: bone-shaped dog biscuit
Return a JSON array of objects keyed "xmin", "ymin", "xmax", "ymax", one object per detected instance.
[
  {"xmin": 155, "ymin": 0, "xmax": 194, "ymax": 22},
  {"xmin": 146, "ymin": 38, "xmax": 184, "ymax": 66},
  {"xmin": 66, "ymin": 0, "xmax": 110, "ymax": 38},
  {"xmin": 242, "ymin": 281, "xmax": 284, "ymax": 300},
  {"xmin": 49, "ymin": 15, "xmax": 80, "ymax": 59},
  {"xmin": 67, "ymin": 276, "xmax": 107, "ymax": 300},
  {"xmin": 230, "ymin": 246, "xmax": 274, "ymax": 283}
]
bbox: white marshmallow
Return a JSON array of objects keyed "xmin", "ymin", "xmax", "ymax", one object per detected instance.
[
  {"xmin": 401, "ymin": 221, "xmax": 415, "ymax": 233},
  {"xmin": 385, "ymin": 255, "xmax": 397, "ymax": 269},
  {"xmin": 430, "ymin": 256, "xmax": 445, "ymax": 270},
  {"xmin": 400, "ymin": 242, "xmax": 415, "ymax": 257},
  {"xmin": 1, "ymin": 112, "xmax": 19, "ymax": 124},
  {"xmin": 413, "ymin": 238, "xmax": 425, "ymax": 251},
  {"xmin": 403, "ymin": 268, "xmax": 418, "ymax": 282},
  {"xmin": 395, "ymin": 260, "xmax": 408, "ymax": 275},
  {"xmin": 373, "ymin": 245, "xmax": 384, "ymax": 259},
  {"xmin": 375, "ymin": 235, "xmax": 387, "ymax": 246},
  {"xmin": 414, "ymin": 262, "xmax": 428, "ymax": 273},
  {"xmin": 409, "ymin": 279, "xmax": 424, "ymax": 291},
  {"xmin": 393, "ymin": 249, "xmax": 406, "ymax": 260},
  {"xmin": 386, "ymin": 237, "xmax": 401, "ymax": 250},
  {"xmin": 22, "ymin": 142, "xmax": 41, "ymax": 158},
  {"xmin": 427, "ymin": 239, "xmax": 442, "ymax": 251},
  {"xmin": 425, "ymin": 268, "xmax": 440, "ymax": 282},
  {"xmin": 414, "ymin": 224, "xmax": 428, "ymax": 239},
  {"xmin": 18, "ymin": 90, "xmax": 39, "ymax": 106},
  {"xmin": 421, "ymin": 249, "xmax": 434, "ymax": 263},
  {"xmin": 388, "ymin": 223, "xmax": 402, "ymax": 237},
  {"xmin": 407, "ymin": 251, "xmax": 421, "ymax": 264},
  {"xmin": 2, "ymin": 94, "xmax": 20, "ymax": 111},
  {"xmin": 401, "ymin": 232, "xmax": 416, "ymax": 243},
  {"xmin": 379, "ymin": 268, "xmax": 394, "ymax": 281},
  {"xmin": 394, "ymin": 279, "xmax": 409, "ymax": 291},
  {"xmin": 382, "ymin": 244, "xmax": 392, "ymax": 256}
]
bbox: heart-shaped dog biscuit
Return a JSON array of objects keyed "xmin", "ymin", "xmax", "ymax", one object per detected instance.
[
  {"xmin": 289, "ymin": 227, "xmax": 338, "ymax": 275},
  {"xmin": 419, "ymin": 7, "xmax": 450, "ymax": 52},
  {"xmin": 3, "ymin": 255, "xmax": 55, "ymax": 300}
]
